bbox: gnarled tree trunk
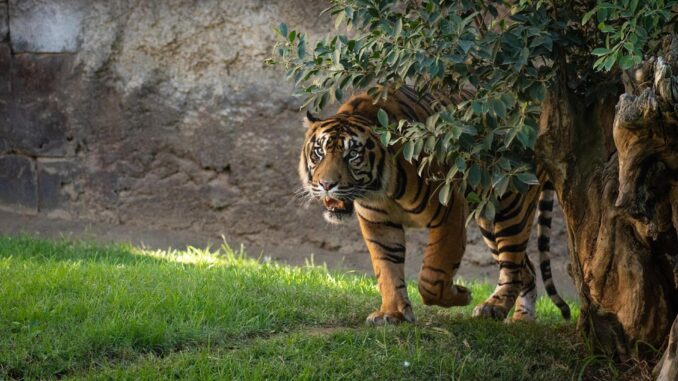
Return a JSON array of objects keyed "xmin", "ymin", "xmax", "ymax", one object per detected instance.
[
  {"xmin": 536, "ymin": 34, "xmax": 678, "ymax": 371},
  {"xmin": 656, "ymin": 318, "xmax": 678, "ymax": 381}
]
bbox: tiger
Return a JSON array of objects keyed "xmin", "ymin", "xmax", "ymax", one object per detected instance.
[{"xmin": 299, "ymin": 85, "xmax": 570, "ymax": 325}]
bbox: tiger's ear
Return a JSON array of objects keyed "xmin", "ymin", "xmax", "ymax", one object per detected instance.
[{"xmin": 304, "ymin": 110, "xmax": 321, "ymax": 128}]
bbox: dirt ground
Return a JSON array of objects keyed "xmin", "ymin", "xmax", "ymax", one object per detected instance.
[{"xmin": 0, "ymin": 200, "xmax": 577, "ymax": 299}]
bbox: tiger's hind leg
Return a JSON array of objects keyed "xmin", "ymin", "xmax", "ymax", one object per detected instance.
[
  {"xmin": 417, "ymin": 193, "xmax": 471, "ymax": 308},
  {"xmin": 509, "ymin": 257, "xmax": 537, "ymax": 322},
  {"xmin": 473, "ymin": 187, "xmax": 541, "ymax": 320},
  {"xmin": 476, "ymin": 213, "xmax": 537, "ymax": 322}
]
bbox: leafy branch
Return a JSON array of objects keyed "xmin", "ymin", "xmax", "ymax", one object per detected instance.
[{"xmin": 267, "ymin": 0, "xmax": 676, "ymax": 221}]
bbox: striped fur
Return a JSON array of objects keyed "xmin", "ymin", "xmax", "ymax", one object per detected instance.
[
  {"xmin": 299, "ymin": 86, "xmax": 569, "ymax": 324},
  {"xmin": 474, "ymin": 175, "xmax": 570, "ymax": 321},
  {"xmin": 536, "ymin": 182, "xmax": 571, "ymax": 319}
]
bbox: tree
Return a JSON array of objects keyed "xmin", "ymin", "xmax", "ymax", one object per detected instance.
[{"xmin": 269, "ymin": 0, "xmax": 678, "ymax": 372}]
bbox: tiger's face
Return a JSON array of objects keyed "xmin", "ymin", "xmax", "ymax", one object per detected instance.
[{"xmin": 299, "ymin": 111, "xmax": 390, "ymax": 224}]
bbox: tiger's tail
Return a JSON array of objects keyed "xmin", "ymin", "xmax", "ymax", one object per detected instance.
[{"xmin": 536, "ymin": 181, "xmax": 571, "ymax": 320}]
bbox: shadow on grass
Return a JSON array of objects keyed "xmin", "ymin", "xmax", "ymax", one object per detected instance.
[
  {"xmin": 0, "ymin": 235, "xmax": 596, "ymax": 380},
  {"xmin": 86, "ymin": 319, "xmax": 596, "ymax": 380}
]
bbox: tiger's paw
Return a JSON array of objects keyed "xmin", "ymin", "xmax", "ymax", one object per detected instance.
[
  {"xmin": 472, "ymin": 301, "xmax": 509, "ymax": 320},
  {"xmin": 507, "ymin": 302, "xmax": 536, "ymax": 322},
  {"xmin": 420, "ymin": 284, "xmax": 471, "ymax": 307},
  {"xmin": 448, "ymin": 285, "xmax": 472, "ymax": 306},
  {"xmin": 506, "ymin": 311, "xmax": 536, "ymax": 323},
  {"xmin": 365, "ymin": 308, "xmax": 415, "ymax": 326}
]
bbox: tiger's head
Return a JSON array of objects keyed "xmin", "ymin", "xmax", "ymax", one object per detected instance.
[{"xmin": 299, "ymin": 110, "xmax": 391, "ymax": 224}]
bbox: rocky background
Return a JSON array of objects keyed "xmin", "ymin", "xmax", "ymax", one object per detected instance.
[{"xmin": 0, "ymin": 0, "xmax": 574, "ymax": 295}]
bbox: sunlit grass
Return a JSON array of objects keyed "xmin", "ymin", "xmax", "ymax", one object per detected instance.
[{"xmin": 0, "ymin": 236, "xmax": 603, "ymax": 380}]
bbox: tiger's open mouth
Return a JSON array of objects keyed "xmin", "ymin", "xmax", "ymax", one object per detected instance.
[{"xmin": 322, "ymin": 196, "xmax": 354, "ymax": 214}]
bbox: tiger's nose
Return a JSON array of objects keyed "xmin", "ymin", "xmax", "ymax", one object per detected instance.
[{"xmin": 319, "ymin": 180, "xmax": 338, "ymax": 191}]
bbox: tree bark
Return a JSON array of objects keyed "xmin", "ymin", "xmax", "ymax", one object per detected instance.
[
  {"xmin": 656, "ymin": 317, "xmax": 678, "ymax": 381},
  {"xmin": 536, "ymin": 35, "xmax": 678, "ymax": 365}
]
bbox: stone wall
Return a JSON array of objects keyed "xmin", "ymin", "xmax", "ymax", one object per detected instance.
[
  {"xmin": 0, "ymin": 0, "xmax": 377, "ymax": 257},
  {"xmin": 0, "ymin": 0, "xmax": 576, "ymax": 294}
]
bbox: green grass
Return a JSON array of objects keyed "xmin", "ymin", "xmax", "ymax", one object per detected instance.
[{"xmin": 0, "ymin": 236, "xmax": 611, "ymax": 380}]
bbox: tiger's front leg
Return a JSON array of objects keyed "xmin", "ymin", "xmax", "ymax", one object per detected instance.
[{"xmin": 357, "ymin": 213, "xmax": 415, "ymax": 325}]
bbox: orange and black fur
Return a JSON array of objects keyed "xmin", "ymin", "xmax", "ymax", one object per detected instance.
[
  {"xmin": 474, "ymin": 174, "xmax": 570, "ymax": 321},
  {"xmin": 299, "ymin": 86, "xmax": 569, "ymax": 324}
]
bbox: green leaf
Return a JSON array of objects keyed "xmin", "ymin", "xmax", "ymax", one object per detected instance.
[
  {"xmin": 425, "ymin": 113, "xmax": 439, "ymax": 131},
  {"xmin": 602, "ymin": 53, "xmax": 618, "ymax": 71},
  {"xmin": 333, "ymin": 47, "xmax": 342, "ymax": 66},
  {"xmin": 493, "ymin": 174, "xmax": 510, "ymax": 196},
  {"xmin": 446, "ymin": 165, "xmax": 459, "ymax": 182},
  {"xmin": 403, "ymin": 141, "xmax": 415, "ymax": 162},
  {"xmin": 386, "ymin": 50, "xmax": 399, "ymax": 66},
  {"xmin": 377, "ymin": 108, "xmax": 389, "ymax": 128},
  {"xmin": 424, "ymin": 136, "xmax": 436, "ymax": 153},
  {"xmin": 516, "ymin": 172, "xmax": 539, "ymax": 185},
  {"xmin": 379, "ymin": 130, "xmax": 391, "ymax": 147},
  {"xmin": 591, "ymin": 48, "xmax": 612, "ymax": 56},
  {"xmin": 297, "ymin": 40, "xmax": 306, "ymax": 58},
  {"xmin": 491, "ymin": 98, "xmax": 506, "ymax": 118},
  {"xmin": 467, "ymin": 165, "xmax": 481, "ymax": 188},
  {"xmin": 482, "ymin": 200, "xmax": 496, "ymax": 221},
  {"xmin": 598, "ymin": 22, "xmax": 615, "ymax": 33},
  {"xmin": 394, "ymin": 18, "xmax": 402, "ymax": 37},
  {"xmin": 529, "ymin": 35, "xmax": 553, "ymax": 51},
  {"xmin": 279, "ymin": 23, "xmax": 288, "ymax": 37},
  {"xmin": 438, "ymin": 182, "xmax": 451, "ymax": 205},
  {"xmin": 454, "ymin": 156, "xmax": 466, "ymax": 171},
  {"xmin": 458, "ymin": 40, "xmax": 473, "ymax": 53},
  {"xmin": 618, "ymin": 55, "xmax": 634, "ymax": 70},
  {"xmin": 629, "ymin": 0, "xmax": 639, "ymax": 12},
  {"xmin": 519, "ymin": 47, "xmax": 530, "ymax": 67},
  {"xmin": 471, "ymin": 100, "xmax": 484, "ymax": 115},
  {"xmin": 466, "ymin": 191, "xmax": 481, "ymax": 204},
  {"xmin": 413, "ymin": 139, "xmax": 424, "ymax": 159},
  {"xmin": 512, "ymin": 176, "xmax": 528, "ymax": 194},
  {"xmin": 528, "ymin": 83, "xmax": 546, "ymax": 102},
  {"xmin": 335, "ymin": 11, "xmax": 345, "ymax": 29},
  {"xmin": 582, "ymin": 9, "xmax": 596, "ymax": 25}
]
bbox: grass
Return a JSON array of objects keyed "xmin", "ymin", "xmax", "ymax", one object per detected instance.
[{"xmin": 0, "ymin": 236, "xmax": 614, "ymax": 380}]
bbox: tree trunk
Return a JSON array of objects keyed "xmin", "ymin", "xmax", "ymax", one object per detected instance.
[
  {"xmin": 536, "ymin": 34, "xmax": 678, "ymax": 366},
  {"xmin": 656, "ymin": 317, "xmax": 678, "ymax": 381}
]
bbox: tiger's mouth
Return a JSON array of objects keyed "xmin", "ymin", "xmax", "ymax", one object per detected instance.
[
  {"xmin": 321, "ymin": 196, "xmax": 354, "ymax": 224},
  {"xmin": 322, "ymin": 196, "xmax": 354, "ymax": 214}
]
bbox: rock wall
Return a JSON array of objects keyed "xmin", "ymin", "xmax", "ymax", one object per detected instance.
[
  {"xmin": 0, "ymin": 0, "xmax": 376, "ymax": 256},
  {"xmin": 0, "ymin": 1, "xmax": 573, "ymax": 292}
]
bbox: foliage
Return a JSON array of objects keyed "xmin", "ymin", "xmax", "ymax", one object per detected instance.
[
  {"xmin": 268, "ymin": 0, "xmax": 676, "ymax": 220},
  {"xmin": 582, "ymin": 0, "xmax": 677, "ymax": 71}
]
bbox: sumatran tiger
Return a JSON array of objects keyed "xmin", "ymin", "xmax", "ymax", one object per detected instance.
[{"xmin": 299, "ymin": 86, "xmax": 570, "ymax": 325}]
